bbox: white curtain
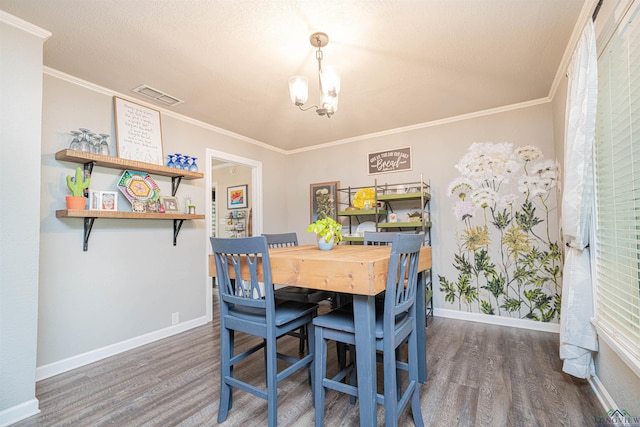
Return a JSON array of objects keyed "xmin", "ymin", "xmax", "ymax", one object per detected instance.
[{"xmin": 560, "ymin": 19, "xmax": 599, "ymax": 379}]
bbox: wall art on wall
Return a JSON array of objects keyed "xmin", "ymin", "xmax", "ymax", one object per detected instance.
[
  {"xmin": 227, "ymin": 184, "xmax": 248, "ymax": 209},
  {"xmin": 439, "ymin": 143, "xmax": 561, "ymax": 322},
  {"xmin": 310, "ymin": 181, "xmax": 339, "ymax": 223},
  {"xmin": 367, "ymin": 146, "xmax": 412, "ymax": 175},
  {"xmin": 114, "ymin": 96, "xmax": 164, "ymax": 165}
]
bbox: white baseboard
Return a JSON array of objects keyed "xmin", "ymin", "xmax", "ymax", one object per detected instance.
[
  {"xmin": 588, "ymin": 375, "xmax": 616, "ymax": 413},
  {"xmin": 35, "ymin": 316, "xmax": 209, "ymax": 381},
  {"xmin": 433, "ymin": 308, "xmax": 560, "ymax": 333},
  {"xmin": 0, "ymin": 398, "xmax": 39, "ymax": 427}
]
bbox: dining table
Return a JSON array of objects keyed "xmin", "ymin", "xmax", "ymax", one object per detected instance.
[{"xmin": 209, "ymin": 243, "xmax": 432, "ymax": 427}]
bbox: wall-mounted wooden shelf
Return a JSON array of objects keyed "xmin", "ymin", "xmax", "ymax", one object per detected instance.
[
  {"xmin": 56, "ymin": 210, "xmax": 205, "ymax": 220},
  {"xmin": 56, "ymin": 150, "xmax": 204, "ymax": 251},
  {"xmin": 55, "ymin": 150, "xmax": 203, "ymax": 180}
]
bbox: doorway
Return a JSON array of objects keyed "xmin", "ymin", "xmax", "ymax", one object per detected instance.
[{"xmin": 205, "ymin": 148, "xmax": 263, "ymax": 321}]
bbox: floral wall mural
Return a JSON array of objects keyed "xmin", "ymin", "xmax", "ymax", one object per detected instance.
[{"xmin": 439, "ymin": 143, "xmax": 562, "ymax": 322}]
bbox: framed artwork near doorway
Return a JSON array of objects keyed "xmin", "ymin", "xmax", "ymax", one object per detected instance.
[
  {"xmin": 227, "ymin": 184, "xmax": 248, "ymax": 209},
  {"xmin": 310, "ymin": 181, "xmax": 339, "ymax": 223}
]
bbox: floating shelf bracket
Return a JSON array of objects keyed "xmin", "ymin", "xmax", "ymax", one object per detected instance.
[
  {"xmin": 83, "ymin": 217, "xmax": 96, "ymax": 251},
  {"xmin": 171, "ymin": 176, "xmax": 183, "ymax": 196},
  {"xmin": 82, "ymin": 161, "xmax": 96, "ymax": 198},
  {"xmin": 173, "ymin": 219, "xmax": 185, "ymax": 246},
  {"xmin": 83, "ymin": 161, "xmax": 96, "ymax": 176}
]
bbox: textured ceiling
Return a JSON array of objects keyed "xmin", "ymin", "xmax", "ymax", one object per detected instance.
[{"xmin": 0, "ymin": 0, "xmax": 589, "ymax": 152}]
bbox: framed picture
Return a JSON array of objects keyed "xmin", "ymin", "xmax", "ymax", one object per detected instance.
[
  {"xmin": 160, "ymin": 196, "xmax": 180, "ymax": 212},
  {"xmin": 227, "ymin": 184, "xmax": 248, "ymax": 209},
  {"xmin": 310, "ymin": 181, "xmax": 339, "ymax": 223},
  {"xmin": 89, "ymin": 190, "xmax": 119, "ymax": 211},
  {"xmin": 113, "ymin": 96, "xmax": 164, "ymax": 165}
]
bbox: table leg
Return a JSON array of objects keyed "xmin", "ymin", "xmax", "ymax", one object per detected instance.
[
  {"xmin": 416, "ymin": 270, "xmax": 427, "ymax": 383},
  {"xmin": 352, "ymin": 295, "xmax": 377, "ymax": 427}
]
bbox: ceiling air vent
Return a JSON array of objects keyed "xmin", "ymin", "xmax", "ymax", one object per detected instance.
[{"xmin": 132, "ymin": 84, "xmax": 183, "ymax": 107}]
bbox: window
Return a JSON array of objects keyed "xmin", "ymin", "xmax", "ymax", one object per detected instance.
[{"xmin": 593, "ymin": 1, "xmax": 640, "ymax": 372}]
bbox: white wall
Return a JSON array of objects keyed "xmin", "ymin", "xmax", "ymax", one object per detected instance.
[
  {"xmin": 0, "ymin": 13, "xmax": 49, "ymax": 425},
  {"xmin": 35, "ymin": 72, "xmax": 289, "ymax": 373}
]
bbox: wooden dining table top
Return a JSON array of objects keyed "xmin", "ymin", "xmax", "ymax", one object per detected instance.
[{"xmin": 209, "ymin": 244, "xmax": 432, "ymax": 296}]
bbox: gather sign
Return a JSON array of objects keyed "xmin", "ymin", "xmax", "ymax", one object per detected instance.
[{"xmin": 367, "ymin": 146, "xmax": 412, "ymax": 175}]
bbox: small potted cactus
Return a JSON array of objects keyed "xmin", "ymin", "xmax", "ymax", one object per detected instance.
[{"xmin": 65, "ymin": 166, "xmax": 90, "ymax": 210}]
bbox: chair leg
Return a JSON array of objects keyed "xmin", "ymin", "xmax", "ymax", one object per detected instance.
[
  {"xmin": 396, "ymin": 346, "xmax": 403, "ymax": 399},
  {"xmin": 308, "ymin": 322, "xmax": 315, "ymax": 403},
  {"xmin": 229, "ymin": 329, "xmax": 235, "ymax": 410},
  {"xmin": 299, "ymin": 325, "xmax": 306, "ymax": 353},
  {"xmin": 314, "ymin": 325, "xmax": 327, "ymax": 426},
  {"xmin": 383, "ymin": 341, "xmax": 399, "ymax": 427},
  {"xmin": 266, "ymin": 334, "xmax": 278, "ymax": 426},
  {"xmin": 408, "ymin": 329, "xmax": 424, "ymax": 427},
  {"xmin": 348, "ymin": 345, "xmax": 357, "ymax": 405},
  {"xmin": 217, "ymin": 326, "xmax": 232, "ymax": 423}
]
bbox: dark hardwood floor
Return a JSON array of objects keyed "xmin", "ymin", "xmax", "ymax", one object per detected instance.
[{"xmin": 13, "ymin": 298, "xmax": 602, "ymax": 426}]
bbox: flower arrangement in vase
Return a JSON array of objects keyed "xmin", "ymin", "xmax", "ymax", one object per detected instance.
[{"xmin": 307, "ymin": 216, "xmax": 343, "ymax": 250}]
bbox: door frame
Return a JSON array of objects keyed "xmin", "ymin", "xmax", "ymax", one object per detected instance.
[{"xmin": 205, "ymin": 148, "xmax": 263, "ymax": 321}]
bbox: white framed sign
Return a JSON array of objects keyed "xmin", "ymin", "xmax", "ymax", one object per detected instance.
[
  {"xmin": 114, "ymin": 96, "xmax": 164, "ymax": 165},
  {"xmin": 367, "ymin": 146, "xmax": 412, "ymax": 175}
]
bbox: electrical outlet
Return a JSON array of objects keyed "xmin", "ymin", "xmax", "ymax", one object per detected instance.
[{"xmin": 171, "ymin": 312, "xmax": 179, "ymax": 325}]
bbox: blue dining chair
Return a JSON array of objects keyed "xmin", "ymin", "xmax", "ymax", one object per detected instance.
[
  {"xmin": 313, "ymin": 232, "xmax": 424, "ymax": 427},
  {"xmin": 210, "ymin": 236, "xmax": 317, "ymax": 426},
  {"xmin": 264, "ymin": 232, "xmax": 332, "ymax": 353},
  {"xmin": 363, "ymin": 230, "xmax": 417, "ymax": 246}
]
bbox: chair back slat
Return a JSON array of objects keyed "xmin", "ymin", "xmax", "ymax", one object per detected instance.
[
  {"xmin": 384, "ymin": 233, "xmax": 423, "ymax": 326},
  {"xmin": 263, "ymin": 232, "xmax": 298, "ymax": 248},
  {"xmin": 363, "ymin": 230, "xmax": 417, "ymax": 246},
  {"xmin": 211, "ymin": 236, "xmax": 274, "ymax": 311},
  {"xmin": 363, "ymin": 231, "xmax": 396, "ymax": 246}
]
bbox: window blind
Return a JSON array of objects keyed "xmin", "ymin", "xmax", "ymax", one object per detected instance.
[{"xmin": 594, "ymin": 2, "xmax": 640, "ymax": 365}]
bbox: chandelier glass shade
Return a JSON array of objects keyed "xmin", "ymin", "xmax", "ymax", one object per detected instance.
[{"xmin": 289, "ymin": 32, "xmax": 340, "ymax": 118}]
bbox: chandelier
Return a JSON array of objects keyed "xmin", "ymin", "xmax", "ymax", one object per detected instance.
[{"xmin": 288, "ymin": 32, "xmax": 341, "ymax": 118}]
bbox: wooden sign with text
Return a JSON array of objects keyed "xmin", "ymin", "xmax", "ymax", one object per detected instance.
[{"xmin": 367, "ymin": 146, "xmax": 412, "ymax": 175}]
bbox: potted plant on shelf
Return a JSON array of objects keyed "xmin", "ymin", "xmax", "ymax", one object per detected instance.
[
  {"xmin": 65, "ymin": 166, "xmax": 90, "ymax": 210},
  {"xmin": 307, "ymin": 216, "xmax": 343, "ymax": 250}
]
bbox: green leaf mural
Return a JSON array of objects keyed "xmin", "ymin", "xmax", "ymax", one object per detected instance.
[{"xmin": 441, "ymin": 143, "xmax": 562, "ymax": 322}]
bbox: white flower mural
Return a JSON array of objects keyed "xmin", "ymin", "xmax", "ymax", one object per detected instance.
[{"xmin": 440, "ymin": 142, "xmax": 562, "ymax": 322}]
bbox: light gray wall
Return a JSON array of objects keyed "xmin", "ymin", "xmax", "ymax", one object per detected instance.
[
  {"xmin": 286, "ymin": 102, "xmax": 558, "ymax": 315},
  {"xmin": 0, "ymin": 14, "xmax": 48, "ymax": 422},
  {"xmin": 36, "ymin": 73, "xmax": 289, "ymax": 368}
]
